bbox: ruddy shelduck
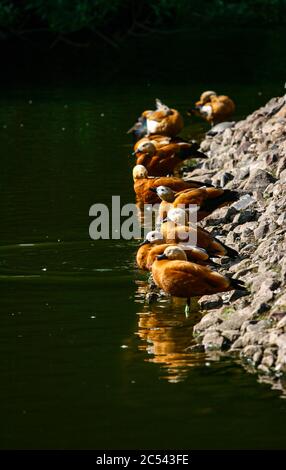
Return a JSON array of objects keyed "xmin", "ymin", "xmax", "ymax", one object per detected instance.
[
  {"xmin": 136, "ymin": 230, "xmax": 213, "ymax": 271},
  {"xmin": 133, "ymin": 140, "xmax": 207, "ymax": 177},
  {"xmin": 190, "ymin": 91, "xmax": 235, "ymax": 125},
  {"xmin": 160, "ymin": 208, "xmax": 238, "ymax": 258},
  {"xmin": 152, "ymin": 245, "xmax": 246, "ymax": 315},
  {"xmin": 132, "ymin": 165, "xmax": 210, "ymax": 207},
  {"xmin": 152, "ymin": 185, "xmax": 239, "ymax": 221},
  {"xmin": 128, "ymin": 99, "xmax": 184, "ymax": 140}
]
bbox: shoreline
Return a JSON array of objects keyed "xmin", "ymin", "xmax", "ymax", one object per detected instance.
[{"xmin": 186, "ymin": 95, "xmax": 286, "ymax": 390}]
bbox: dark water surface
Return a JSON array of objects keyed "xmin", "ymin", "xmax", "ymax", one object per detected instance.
[{"xmin": 1, "ymin": 83, "xmax": 286, "ymax": 449}]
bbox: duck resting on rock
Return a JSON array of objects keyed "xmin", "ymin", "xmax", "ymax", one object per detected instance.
[
  {"xmin": 132, "ymin": 140, "xmax": 207, "ymax": 177},
  {"xmin": 152, "ymin": 245, "xmax": 246, "ymax": 316},
  {"xmin": 189, "ymin": 91, "xmax": 235, "ymax": 125},
  {"xmin": 132, "ymin": 165, "xmax": 211, "ymax": 208},
  {"xmin": 128, "ymin": 99, "xmax": 184, "ymax": 140},
  {"xmin": 151, "ymin": 185, "xmax": 240, "ymax": 221},
  {"xmin": 136, "ymin": 230, "xmax": 215, "ymax": 271}
]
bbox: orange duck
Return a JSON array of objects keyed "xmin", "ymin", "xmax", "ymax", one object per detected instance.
[
  {"xmin": 152, "ymin": 185, "xmax": 239, "ymax": 221},
  {"xmin": 133, "ymin": 140, "xmax": 207, "ymax": 177},
  {"xmin": 133, "ymin": 134, "xmax": 197, "ymax": 153},
  {"xmin": 128, "ymin": 99, "xmax": 184, "ymax": 140},
  {"xmin": 136, "ymin": 230, "xmax": 212, "ymax": 271},
  {"xmin": 152, "ymin": 245, "xmax": 246, "ymax": 315},
  {"xmin": 160, "ymin": 208, "xmax": 238, "ymax": 258},
  {"xmin": 132, "ymin": 165, "xmax": 210, "ymax": 208},
  {"xmin": 190, "ymin": 91, "xmax": 235, "ymax": 125}
]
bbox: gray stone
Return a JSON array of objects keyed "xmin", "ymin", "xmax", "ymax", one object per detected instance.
[
  {"xmin": 199, "ymin": 295, "xmax": 223, "ymax": 311},
  {"xmin": 257, "ymin": 364, "xmax": 271, "ymax": 374},
  {"xmin": 193, "ymin": 312, "xmax": 222, "ymax": 334},
  {"xmin": 232, "ymin": 194, "xmax": 256, "ymax": 211},
  {"xmin": 233, "ymin": 210, "xmax": 257, "ymax": 225},
  {"xmin": 246, "ymin": 320, "xmax": 272, "ymax": 333},
  {"xmin": 240, "ymin": 345, "xmax": 263, "ymax": 364},
  {"xmin": 202, "ymin": 332, "xmax": 224, "ymax": 351},
  {"xmin": 231, "ymin": 337, "xmax": 244, "ymax": 349},
  {"xmin": 244, "ymin": 170, "xmax": 276, "ymax": 192},
  {"xmin": 277, "ymin": 315, "xmax": 286, "ymax": 329},
  {"xmin": 190, "ymin": 94, "xmax": 286, "ymax": 382},
  {"xmin": 218, "ymin": 311, "xmax": 253, "ymax": 331},
  {"xmin": 221, "ymin": 330, "xmax": 240, "ymax": 342}
]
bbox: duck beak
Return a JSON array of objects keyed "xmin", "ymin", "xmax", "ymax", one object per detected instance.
[
  {"xmin": 139, "ymin": 240, "xmax": 150, "ymax": 246},
  {"xmin": 157, "ymin": 254, "xmax": 167, "ymax": 260},
  {"xmin": 131, "ymin": 151, "xmax": 136, "ymax": 156},
  {"xmin": 149, "ymin": 187, "xmax": 158, "ymax": 193}
]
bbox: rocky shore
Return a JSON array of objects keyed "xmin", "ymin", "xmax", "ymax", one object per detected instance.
[{"xmin": 186, "ymin": 95, "xmax": 286, "ymax": 391}]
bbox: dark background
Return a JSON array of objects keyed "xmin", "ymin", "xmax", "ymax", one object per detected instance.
[{"xmin": 0, "ymin": 0, "xmax": 286, "ymax": 87}]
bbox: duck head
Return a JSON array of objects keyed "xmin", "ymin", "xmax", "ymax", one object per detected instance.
[
  {"xmin": 157, "ymin": 245, "xmax": 187, "ymax": 261},
  {"xmin": 133, "ymin": 165, "xmax": 148, "ymax": 181},
  {"xmin": 140, "ymin": 230, "xmax": 163, "ymax": 246},
  {"xmin": 151, "ymin": 186, "xmax": 175, "ymax": 202},
  {"xmin": 155, "ymin": 99, "xmax": 173, "ymax": 116},
  {"xmin": 133, "ymin": 141, "xmax": 156, "ymax": 157},
  {"xmin": 200, "ymin": 90, "xmax": 217, "ymax": 104}
]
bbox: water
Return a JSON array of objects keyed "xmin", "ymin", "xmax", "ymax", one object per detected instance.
[{"xmin": 1, "ymin": 82, "xmax": 286, "ymax": 450}]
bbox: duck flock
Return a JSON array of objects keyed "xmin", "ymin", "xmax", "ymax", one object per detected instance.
[{"xmin": 128, "ymin": 91, "xmax": 246, "ymax": 316}]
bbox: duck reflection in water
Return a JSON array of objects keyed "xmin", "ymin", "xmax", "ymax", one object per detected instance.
[{"xmin": 134, "ymin": 280, "xmax": 204, "ymax": 383}]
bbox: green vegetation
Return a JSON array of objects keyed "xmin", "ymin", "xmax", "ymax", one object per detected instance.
[{"xmin": 0, "ymin": 0, "xmax": 285, "ymax": 47}]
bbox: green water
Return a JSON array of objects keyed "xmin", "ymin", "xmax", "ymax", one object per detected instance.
[{"xmin": 0, "ymin": 83, "xmax": 286, "ymax": 450}]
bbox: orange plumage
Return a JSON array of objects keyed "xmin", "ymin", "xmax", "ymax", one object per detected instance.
[
  {"xmin": 136, "ymin": 231, "xmax": 212, "ymax": 271},
  {"xmin": 143, "ymin": 101, "xmax": 184, "ymax": 136},
  {"xmin": 128, "ymin": 99, "xmax": 184, "ymax": 140},
  {"xmin": 160, "ymin": 220, "xmax": 237, "ymax": 259},
  {"xmin": 153, "ymin": 186, "xmax": 239, "ymax": 221},
  {"xmin": 133, "ymin": 140, "xmax": 207, "ymax": 177},
  {"xmin": 132, "ymin": 165, "xmax": 210, "ymax": 207},
  {"xmin": 191, "ymin": 91, "xmax": 235, "ymax": 125},
  {"xmin": 152, "ymin": 246, "xmax": 245, "ymax": 301}
]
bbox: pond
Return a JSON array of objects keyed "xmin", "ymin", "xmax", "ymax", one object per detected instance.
[{"xmin": 0, "ymin": 81, "xmax": 286, "ymax": 449}]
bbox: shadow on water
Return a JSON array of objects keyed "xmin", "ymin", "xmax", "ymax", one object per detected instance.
[{"xmin": 0, "ymin": 31, "xmax": 286, "ymax": 448}]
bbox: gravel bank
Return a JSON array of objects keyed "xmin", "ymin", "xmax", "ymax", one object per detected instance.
[{"xmin": 187, "ymin": 95, "xmax": 286, "ymax": 391}]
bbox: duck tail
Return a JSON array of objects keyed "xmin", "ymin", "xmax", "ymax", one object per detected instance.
[
  {"xmin": 219, "ymin": 240, "xmax": 239, "ymax": 259},
  {"xmin": 218, "ymin": 189, "xmax": 240, "ymax": 203},
  {"xmin": 184, "ymin": 178, "xmax": 214, "ymax": 188},
  {"xmin": 179, "ymin": 144, "xmax": 208, "ymax": 160},
  {"xmin": 229, "ymin": 277, "xmax": 248, "ymax": 291},
  {"xmin": 127, "ymin": 117, "xmax": 147, "ymax": 141},
  {"xmin": 200, "ymin": 189, "xmax": 240, "ymax": 214}
]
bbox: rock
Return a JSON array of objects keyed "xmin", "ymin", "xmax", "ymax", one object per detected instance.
[
  {"xmin": 232, "ymin": 210, "xmax": 257, "ymax": 225},
  {"xmin": 246, "ymin": 320, "xmax": 272, "ymax": 332},
  {"xmin": 193, "ymin": 312, "xmax": 222, "ymax": 334},
  {"xmin": 221, "ymin": 329, "xmax": 240, "ymax": 342},
  {"xmin": 244, "ymin": 170, "xmax": 276, "ymax": 192},
  {"xmin": 277, "ymin": 213, "xmax": 286, "ymax": 226},
  {"xmin": 257, "ymin": 364, "xmax": 271, "ymax": 374},
  {"xmin": 207, "ymin": 121, "xmax": 235, "ymax": 137},
  {"xmin": 231, "ymin": 337, "xmax": 244, "ymax": 349},
  {"xmin": 279, "ymin": 168, "xmax": 286, "ymax": 183},
  {"xmin": 190, "ymin": 95, "xmax": 286, "ymax": 389},
  {"xmin": 202, "ymin": 332, "xmax": 224, "ymax": 351},
  {"xmin": 199, "ymin": 295, "xmax": 223, "ymax": 311},
  {"xmin": 241, "ymin": 331, "xmax": 268, "ymax": 347},
  {"xmin": 220, "ymin": 172, "xmax": 234, "ymax": 187},
  {"xmin": 240, "ymin": 345, "xmax": 263, "ymax": 364},
  {"xmin": 218, "ymin": 311, "xmax": 253, "ymax": 331},
  {"xmin": 253, "ymin": 222, "xmax": 268, "ymax": 240},
  {"xmin": 232, "ymin": 194, "xmax": 256, "ymax": 211}
]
